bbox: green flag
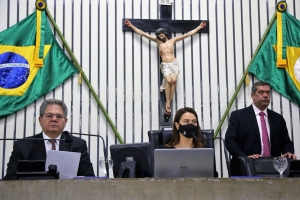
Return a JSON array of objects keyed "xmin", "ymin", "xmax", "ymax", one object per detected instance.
[
  {"xmin": 0, "ymin": 10, "xmax": 78, "ymax": 118},
  {"xmin": 248, "ymin": 9, "xmax": 300, "ymax": 105}
]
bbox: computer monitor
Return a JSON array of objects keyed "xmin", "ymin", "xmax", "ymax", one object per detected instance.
[
  {"xmin": 110, "ymin": 142, "xmax": 152, "ymax": 178},
  {"xmin": 16, "ymin": 160, "xmax": 59, "ymax": 180},
  {"xmin": 17, "ymin": 160, "xmax": 45, "ymax": 172}
]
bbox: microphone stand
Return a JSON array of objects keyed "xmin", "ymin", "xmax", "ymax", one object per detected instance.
[
  {"xmin": 68, "ymin": 132, "xmax": 109, "ymax": 178},
  {"xmin": 0, "ymin": 138, "xmax": 73, "ymax": 143},
  {"xmin": 215, "ymin": 137, "xmax": 231, "ymax": 177}
]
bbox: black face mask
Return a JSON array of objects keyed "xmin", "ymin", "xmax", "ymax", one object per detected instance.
[{"xmin": 178, "ymin": 124, "xmax": 197, "ymax": 138}]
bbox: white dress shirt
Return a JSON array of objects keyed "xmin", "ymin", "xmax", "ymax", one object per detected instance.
[{"xmin": 42, "ymin": 132, "xmax": 62, "ymax": 154}]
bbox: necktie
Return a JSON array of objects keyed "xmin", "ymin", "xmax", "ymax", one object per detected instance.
[
  {"xmin": 49, "ymin": 139, "xmax": 56, "ymax": 150},
  {"xmin": 259, "ymin": 112, "xmax": 271, "ymax": 156}
]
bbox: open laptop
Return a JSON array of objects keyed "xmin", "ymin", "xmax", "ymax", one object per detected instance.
[{"xmin": 154, "ymin": 148, "xmax": 214, "ymax": 178}]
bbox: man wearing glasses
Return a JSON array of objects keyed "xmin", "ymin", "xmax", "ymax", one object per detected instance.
[
  {"xmin": 225, "ymin": 81, "xmax": 297, "ymax": 176},
  {"xmin": 4, "ymin": 99, "xmax": 95, "ymax": 180}
]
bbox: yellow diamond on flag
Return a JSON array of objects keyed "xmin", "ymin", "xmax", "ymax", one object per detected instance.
[
  {"xmin": 0, "ymin": 10, "xmax": 78, "ymax": 118},
  {"xmin": 0, "ymin": 44, "xmax": 51, "ymax": 96},
  {"xmin": 286, "ymin": 46, "xmax": 300, "ymax": 91}
]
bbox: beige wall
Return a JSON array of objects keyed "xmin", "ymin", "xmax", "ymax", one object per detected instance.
[{"xmin": 1, "ymin": 178, "xmax": 300, "ymax": 200}]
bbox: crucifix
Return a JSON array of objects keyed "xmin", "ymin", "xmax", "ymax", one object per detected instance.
[{"xmin": 123, "ymin": 1, "xmax": 209, "ymax": 126}]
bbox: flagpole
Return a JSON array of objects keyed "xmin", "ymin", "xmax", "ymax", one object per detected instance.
[
  {"xmin": 213, "ymin": 12, "xmax": 277, "ymax": 138},
  {"xmin": 45, "ymin": 8, "xmax": 124, "ymax": 144}
]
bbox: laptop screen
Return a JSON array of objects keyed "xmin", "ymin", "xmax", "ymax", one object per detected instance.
[{"xmin": 154, "ymin": 148, "xmax": 214, "ymax": 178}]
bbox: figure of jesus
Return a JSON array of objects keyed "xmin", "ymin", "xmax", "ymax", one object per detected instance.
[{"xmin": 125, "ymin": 20, "xmax": 206, "ymax": 114}]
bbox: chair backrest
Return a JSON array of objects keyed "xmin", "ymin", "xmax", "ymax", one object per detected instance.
[
  {"xmin": 147, "ymin": 130, "xmax": 162, "ymax": 177},
  {"xmin": 148, "ymin": 128, "xmax": 214, "ymax": 147},
  {"xmin": 147, "ymin": 128, "xmax": 214, "ymax": 177},
  {"xmin": 289, "ymin": 160, "xmax": 300, "ymax": 177},
  {"xmin": 237, "ymin": 157, "xmax": 291, "ymax": 177},
  {"xmin": 201, "ymin": 130, "xmax": 215, "ymax": 148},
  {"xmin": 236, "ymin": 157, "xmax": 257, "ymax": 176}
]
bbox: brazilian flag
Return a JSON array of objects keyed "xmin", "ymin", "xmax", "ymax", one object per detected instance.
[
  {"xmin": 248, "ymin": 3, "xmax": 300, "ymax": 105},
  {"xmin": 0, "ymin": 9, "xmax": 78, "ymax": 118}
]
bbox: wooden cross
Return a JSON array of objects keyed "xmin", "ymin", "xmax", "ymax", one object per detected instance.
[
  {"xmin": 123, "ymin": 4, "xmax": 209, "ymax": 126},
  {"xmin": 122, "ymin": 6, "xmax": 209, "ymax": 35}
]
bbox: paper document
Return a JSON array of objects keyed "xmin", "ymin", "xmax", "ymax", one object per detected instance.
[{"xmin": 46, "ymin": 150, "xmax": 81, "ymax": 180}]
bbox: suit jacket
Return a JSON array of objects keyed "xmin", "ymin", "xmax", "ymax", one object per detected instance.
[
  {"xmin": 225, "ymin": 105, "xmax": 294, "ymax": 175},
  {"xmin": 4, "ymin": 132, "xmax": 95, "ymax": 180}
]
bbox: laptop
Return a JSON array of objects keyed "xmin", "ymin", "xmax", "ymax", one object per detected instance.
[{"xmin": 154, "ymin": 148, "xmax": 214, "ymax": 178}]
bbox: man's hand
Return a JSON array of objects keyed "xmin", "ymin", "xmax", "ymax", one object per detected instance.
[
  {"xmin": 282, "ymin": 152, "xmax": 297, "ymax": 160},
  {"xmin": 199, "ymin": 21, "xmax": 206, "ymax": 29},
  {"xmin": 125, "ymin": 20, "xmax": 132, "ymax": 28},
  {"xmin": 248, "ymin": 154, "xmax": 261, "ymax": 159}
]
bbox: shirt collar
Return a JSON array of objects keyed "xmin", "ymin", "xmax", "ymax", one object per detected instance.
[
  {"xmin": 252, "ymin": 104, "xmax": 268, "ymax": 117},
  {"xmin": 42, "ymin": 132, "xmax": 62, "ymax": 140}
]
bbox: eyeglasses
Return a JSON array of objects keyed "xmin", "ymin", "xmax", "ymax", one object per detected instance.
[
  {"xmin": 257, "ymin": 90, "xmax": 271, "ymax": 95},
  {"xmin": 43, "ymin": 113, "xmax": 65, "ymax": 120}
]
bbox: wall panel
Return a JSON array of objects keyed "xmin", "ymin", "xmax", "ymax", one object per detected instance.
[{"xmin": 0, "ymin": 0, "xmax": 299, "ymax": 178}]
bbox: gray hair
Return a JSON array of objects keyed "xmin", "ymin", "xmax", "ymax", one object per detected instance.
[
  {"xmin": 40, "ymin": 99, "xmax": 68, "ymax": 117},
  {"xmin": 251, "ymin": 81, "xmax": 271, "ymax": 93}
]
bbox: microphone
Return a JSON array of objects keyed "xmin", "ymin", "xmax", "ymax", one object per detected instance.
[
  {"xmin": 194, "ymin": 135, "xmax": 231, "ymax": 177},
  {"xmin": 67, "ymin": 132, "xmax": 109, "ymax": 178},
  {"xmin": 61, "ymin": 131, "xmax": 74, "ymax": 143}
]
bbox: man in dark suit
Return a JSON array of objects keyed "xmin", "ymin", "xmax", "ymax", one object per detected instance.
[
  {"xmin": 4, "ymin": 99, "xmax": 95, "ymax": 180},
  {"xmin": 225, "ymin": 81, "xmax": 297, "ymax": 176}
]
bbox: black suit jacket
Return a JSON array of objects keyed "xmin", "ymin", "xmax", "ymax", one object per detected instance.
[
  {"xmin": 225, "ymin": 105, "xmax": 294, "ymax": 175},
  {"xmin": 4, "ymin": 132, "xmax": 95, "ymax": 180}
]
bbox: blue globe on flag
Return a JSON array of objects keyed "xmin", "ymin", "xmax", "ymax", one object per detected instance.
[{"xmin": 0, "ymin": 52, "xmax": 29, "ymax": 89}]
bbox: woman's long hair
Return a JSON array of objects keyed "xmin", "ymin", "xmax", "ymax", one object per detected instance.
[{"xmin": 166, "ymin": 107, "xmax": 205, "ymax": 148}]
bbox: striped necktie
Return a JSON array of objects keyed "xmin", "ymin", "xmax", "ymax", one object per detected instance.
[
  {"xmin": 259, "ymin": 112, "xmax": 271, "ymax": 156},
  {"xmin": 49, "ymin": 139, "xmax": 56, "ymax": 150}
]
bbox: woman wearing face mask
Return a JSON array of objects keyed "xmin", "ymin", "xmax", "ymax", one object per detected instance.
[
  {"xmin": 166, "ymin": 107, "xmax": 205, "ymax": 148},
  {"xmin": 165, "ymin": 107, "xmax": 218, "ymax": 177}
]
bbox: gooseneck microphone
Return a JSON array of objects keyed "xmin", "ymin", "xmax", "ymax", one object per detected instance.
[
  {"xmin": 66, "ymin": 132, "xmax": 109, "ymax": 178},
  {"xmin": 62, "ymin": 131, "xmax": 74, "ymax": 144},
  {"xmin": 194, "ymin": 135, "xmax": 231, "ymax": 177},
  {"xmin": 0, "ymin": 137, "xmax": 73, "ymax": 143}
]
